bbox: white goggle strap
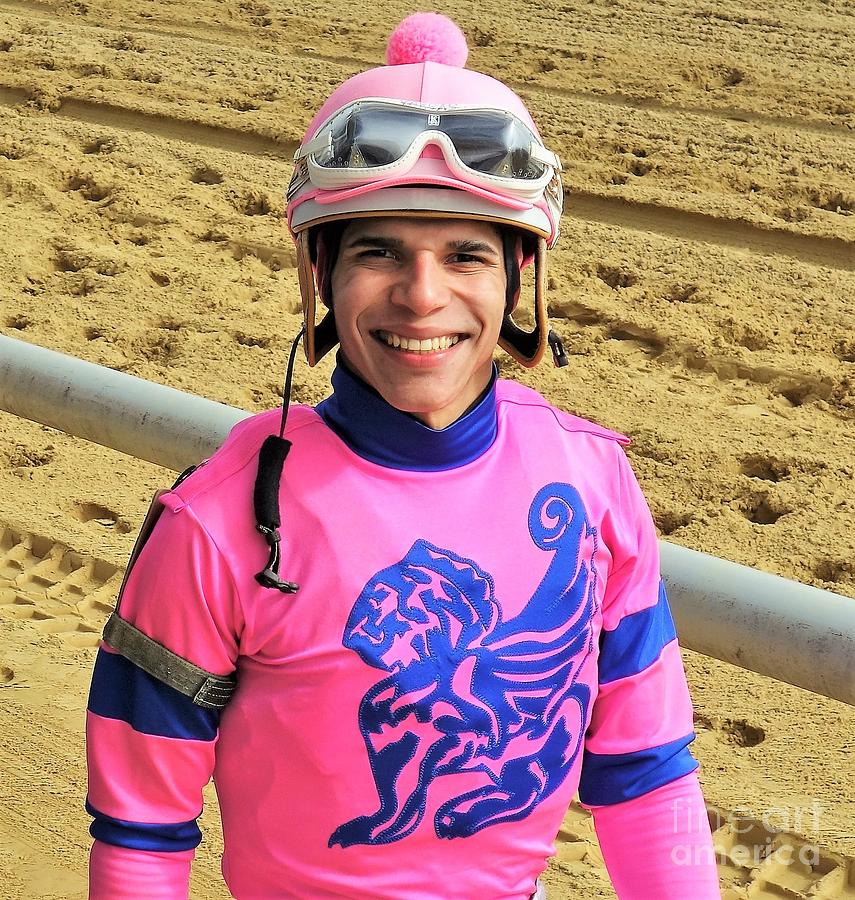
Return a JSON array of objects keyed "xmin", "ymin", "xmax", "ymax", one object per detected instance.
[
  {"xmin": 530, "ymin": 144, "xmax": 562, "ymax": 171},
  {"xmin": 294, "ymin": 132, "xmax": 331, "ymax": 162}
]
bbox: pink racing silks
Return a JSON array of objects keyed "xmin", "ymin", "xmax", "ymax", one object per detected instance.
[{"xmin": 86, "ymin": 379, "xmax": 713, "ymax": 898}]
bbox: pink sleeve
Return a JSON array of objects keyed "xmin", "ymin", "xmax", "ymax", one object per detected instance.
[
  {"xmin": 589, "ymin": 772, "xmax": 721, "ymax": 898},
  {"xmin": 89, "ymin": 842, "xmax": 193, "ymax": 899},
  {"xmin": 579, "ymin": 451, "xmax": 698, "ymax": 806},
  {"xmin": 86, "ymin": 491, "xmax": 242, "ymax": 895}
]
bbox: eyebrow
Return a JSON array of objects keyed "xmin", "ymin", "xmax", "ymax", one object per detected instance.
[
  {"xmin": 448, "ymin": 238, "xmax": 501, "ymax": 256},
  {"xmin": 344, "ymin": 235, "xmax": 404, "ymax": 251},
  {"xmin": 344, "ymin": 235, "xmax": 501, "ymax": 256}
]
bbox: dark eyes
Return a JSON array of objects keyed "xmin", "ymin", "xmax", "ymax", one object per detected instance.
[
  {"xmin": 358, "ymin": 247, "xmax": 396, "ymax": 258},
  {"xmin": 351, "ymin": 248, "xmax": 495, "ymax": 266}
]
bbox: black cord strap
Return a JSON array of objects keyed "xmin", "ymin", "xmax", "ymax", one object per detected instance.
[
  {"xmin": 252, "ymin": 329, "xmax": 305, "ymax": 594},
  {"xmin": 253, "ymin": 436, "xmax": 298, "ymax": 592}
]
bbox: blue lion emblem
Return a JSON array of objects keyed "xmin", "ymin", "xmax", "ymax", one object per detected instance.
[{"xmin": 329, "ymin": 483, "xmax": 597, "ymax": 848}]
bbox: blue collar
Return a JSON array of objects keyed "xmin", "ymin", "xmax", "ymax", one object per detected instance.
[{"xmin": 316, "ymin": 361, "xmax": 498, "ymax": 471}]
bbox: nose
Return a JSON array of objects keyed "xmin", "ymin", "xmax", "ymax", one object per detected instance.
[{"xmin": 390, "ymin": 251, "xmax": 449, "ymax": 316}]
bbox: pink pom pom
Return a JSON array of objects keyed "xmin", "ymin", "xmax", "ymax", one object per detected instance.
[{"xmin": 386, "ymin": 13, "xmax": 469, "ymax": 67}]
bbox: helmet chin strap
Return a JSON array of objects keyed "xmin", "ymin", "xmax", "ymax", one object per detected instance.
[
  {"xmin": 296, "ymin": 229, "xmax": 338, "ymax": 365},
  {"xmin": 314, "ymin": 223, "xmax": 345, "ymax": 305},
  {"xmin": 498, "ymin": 237, "xmax": 567, "ymax": 368},
  {"xmin": 311, "ymin": 225, "xmax": 343, "ymax": 362}
]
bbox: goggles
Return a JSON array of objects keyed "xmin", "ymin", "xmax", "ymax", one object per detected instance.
[{"xmin": 292, "ymin": 99, "xmax": 562, "ymax": 205}]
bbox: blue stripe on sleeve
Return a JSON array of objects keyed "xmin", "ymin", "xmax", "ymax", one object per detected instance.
[
  {"xmin": 598, "ymin": 581, "xmax": 677, "ymax": 684},
  {"xmin": 86, "ymin": 800, "xmax": 202, "ymax": 852},
  {"xmin": 87, "ymin": 648, "xmax": 219, "ymax": 741},
  {"xmin": 578, "ymin": 734, "xmax": 698, "ymax": 806}
]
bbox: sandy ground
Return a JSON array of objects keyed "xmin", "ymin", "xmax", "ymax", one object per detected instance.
[{"xmin": 0, "ymin": 0, "xmax": 853, "ymax": 897}]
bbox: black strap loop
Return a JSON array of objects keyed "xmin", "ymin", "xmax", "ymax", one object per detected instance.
[
  {"xmin": 254, "ymin": 436, "xmax": 291, "ymax": 531},
  {"xmin": 252, "ymin": 329, "xmax": 305, "ymax": 594}
]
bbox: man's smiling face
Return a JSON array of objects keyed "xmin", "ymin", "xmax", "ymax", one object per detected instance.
[{"xmin": 329, "ymin": 216, "xmax": 507, "ymax": 430}]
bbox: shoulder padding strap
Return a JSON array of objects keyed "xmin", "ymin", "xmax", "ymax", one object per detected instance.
[{"xmin": 102, "ymin": 612, "xmax": 237, "ymax": 710}]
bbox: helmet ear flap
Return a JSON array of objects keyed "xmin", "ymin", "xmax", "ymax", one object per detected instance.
[
  {"xmin": 296, "ymin": 229, "xmax": 338, "ymax": 366},
  {"xmin": 498, "ymin": 237, "xmax": 548, "ymax": 367}
]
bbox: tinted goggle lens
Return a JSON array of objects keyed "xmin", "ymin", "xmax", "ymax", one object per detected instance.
[{"xmin": 315, "ymin": 104, "xmax": 551, "ymax": 180}]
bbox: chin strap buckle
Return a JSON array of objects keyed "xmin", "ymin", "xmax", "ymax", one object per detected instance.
[{"xmin": 548, "ymin": 329, "xmax": 569, "ymax": 367}]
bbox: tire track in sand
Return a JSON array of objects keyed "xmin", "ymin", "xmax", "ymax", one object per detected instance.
[
  {"xmin": 0, "ymin": 524, "xmax": 121, "ymax": 648},
  {"xmin": 519, "ymin": 84, "xmax": 854, "ymax": 142},
  {"xmin": 57, "ymin": 98, "xmax": 296, "ymax": 159},
  {"xmin": 569, "ymin": 192, "xmax": 855, "ymax": 272},
  {"xmin": 297, "ymin": 49, "xmax": 854, "ymax": 143}
]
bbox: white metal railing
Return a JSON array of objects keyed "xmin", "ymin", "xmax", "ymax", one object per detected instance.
[{"xmin": 2, "ymin": 333, "xmax": 853, "ymax": 705}]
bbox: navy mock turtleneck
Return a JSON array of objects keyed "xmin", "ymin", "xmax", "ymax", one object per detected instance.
[{"xmin": 315, "ymin": 361, "xmax": 498, "ymax": 472}]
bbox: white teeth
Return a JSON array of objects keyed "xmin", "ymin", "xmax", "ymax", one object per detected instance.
[{"xmin": 378, "ymin": 332, "xmax": 460, "ymax": 352}]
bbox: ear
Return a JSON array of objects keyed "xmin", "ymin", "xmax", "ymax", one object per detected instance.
[{"xmin": 497, "ymin": 237, "xmax": 548, "ymax": 367}]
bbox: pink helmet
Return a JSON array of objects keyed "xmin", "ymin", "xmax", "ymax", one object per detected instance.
[{"xmin": 286, "ymin": 14, "xmax": 564, "ymax": 367}]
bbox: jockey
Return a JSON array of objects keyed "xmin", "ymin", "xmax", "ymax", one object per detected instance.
[
  {"xmin": 86, "ymin": 14, "xmax": 721, "ymax": 899},
  {"xmin": 286, "ymin": 13, "xmax": 563, "ymax": 372}
]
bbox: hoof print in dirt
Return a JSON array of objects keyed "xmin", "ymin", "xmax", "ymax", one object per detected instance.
[
  {"xmin": 739, "ymin": 454, "xmax": 790, "ymax": 482},
  {"xmin": 7, "ymin": 444, "xmax": 54, "ymax": 469},
  {"xmin": 737, "ymin": 491, "xmax": 791, "ymax": 526},
  {"xmin": 813, "ymin": 558, "xmax": 853, "ymax": 586},
  {"xmin": 63, "ymin": 173, "xmax": 113, "ymax": 202},
  {"xmin": 694, "ymin": 714, "xmax": 766, "ymax": 747},
  {"xmin": 596, "ymin": 265, "xmax": 639, "ymax": 290},
  {"xmin": 191, "ymin": 166, "xmax": 224, "ymax": 185},
  {"xmin": 653, "ymin": 508, "xmax": 694, "ymax": 536},
  {"xmin": 73, "ymin": 502, "xmax": 131, "ymax": 534},
  {"xmin": 237, "ymin": 190, "xmax": 274, "ymax": 216},
  {"xmin": 4, "ymin": 313, "xmax": 32, "ymax": 331}
]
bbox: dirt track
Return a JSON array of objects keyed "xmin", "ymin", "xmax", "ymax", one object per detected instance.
[{"xmin": 0, "ymin": 0, "xmax": 853, "ymax": 897}]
